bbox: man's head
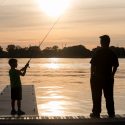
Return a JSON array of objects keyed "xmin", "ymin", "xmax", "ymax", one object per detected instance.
[
  {"xmin": 8, "ymin": 58, "xmax": 18, "ymax": 68},
  {"xmin": 100, "ymin": 35, "xmax": 110, "ymax": 48}
]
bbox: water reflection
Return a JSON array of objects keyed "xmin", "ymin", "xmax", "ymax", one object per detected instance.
[
  {"xmin": 44, "ymin": 58, "xmax": 60, "ymax": 69},
  {"xmin": 1, "ymin": 58, "xmax": 125, "ymax": 116},
  {"xmin": 38, "ymin": 101, "xmax": 66, "ymax": 116},
  {"xmin": 37, "ymin": 85, "xmax": 67, "ymax": 116},
  {"xmin": 46, "ymin": 63, "xmax": 60, "ymax": 69}
]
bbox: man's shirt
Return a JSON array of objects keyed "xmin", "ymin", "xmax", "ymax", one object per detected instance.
[{"xmin": 90, "ymin": 48, "xmax": 119, "ymax": 77}]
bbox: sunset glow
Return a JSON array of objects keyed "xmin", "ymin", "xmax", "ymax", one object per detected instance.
[
  {"xmin": 37, "ymin": 0, "xmax": 71, "ymax": 18},
  {"xmin": 0, "ymin": 0, "xmax": 125, "ymax": 48}
]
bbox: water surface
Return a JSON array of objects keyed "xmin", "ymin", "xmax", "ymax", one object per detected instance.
[{"xmin": 0, "ymin": 58, "xmax": 125, "ymax": 116}]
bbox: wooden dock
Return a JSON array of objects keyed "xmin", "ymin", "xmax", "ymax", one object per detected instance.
[
  {"xmin": 0, "ymin": 115, "xmax": 125, "ymax": 125},
  {"xmin": 0, "ymin": 85, "xmax": 38, "ymax": 116},
  {"xmin": 0, "ymin": 85, "xmax": 125, "ymax": 125}
]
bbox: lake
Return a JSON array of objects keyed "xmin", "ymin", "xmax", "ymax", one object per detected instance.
[{"xmin": 0, "ymin": 58, "xmax": 125, "ymax": 116}]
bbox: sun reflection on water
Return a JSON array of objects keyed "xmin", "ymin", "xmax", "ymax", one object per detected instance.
[
  {"xmin": 38, "ymin": 101, "xmax": 66, "ymax": 116},
  {"xmin": 45, "ymin": 58, "xmax": 60, "ymax": 69},
  {"xmin": 37, "ymin": 85, "xmax": 67, "ymax": 116}
]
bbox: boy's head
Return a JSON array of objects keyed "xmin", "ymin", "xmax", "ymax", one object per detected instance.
[
  {"xmin": 8, "ymin": 58, "xmax": 17, "ymax": 68},
  {"xmin": 100, "ymin": 35, "xmax": 110, "ymax": 48}
]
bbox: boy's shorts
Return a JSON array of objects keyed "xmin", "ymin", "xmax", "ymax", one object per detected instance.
[{"xmin": 11, "ymin": 87, "xmax": 22, "ymax": 100}]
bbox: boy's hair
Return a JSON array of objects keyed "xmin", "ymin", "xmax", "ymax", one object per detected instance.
[{"xmin": 8, "ymin": 58, "xmax": 17, "ymax": 67}]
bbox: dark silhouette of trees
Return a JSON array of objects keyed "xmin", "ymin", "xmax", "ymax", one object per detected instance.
[
  {"xmin": 92, "ymin": 46, "xmax": 125, "ymax": 58},
  {"xmin": 6, "ymin": 45, "xmax": 27, "ymax": 58},
  {"xmin": 0, "ymin": 46, "xmax": 3, "ymax": 57},
  {"xmin": 0, "ymin": 46, "xmax": 7, "ymax": 58},
  {"xmin": 0, "ymin": 44, "xmax": 125, "ymax": 58},
  {"xmin": 42, "ymin": 45, "xmax": 60, "ymax": 57},
  {"xmin": 110, "ymin": 46, "xmax": 125, "ymax": 58},
  {"xmin": 28, "ymin": 46, "xmax": 41, "ymax": 58},
  {"xmin": 0, "ymin": 46, "xmax": 3, "ymax": 52},
  {"xmin": 6, "ymin": 45, "xmax": 41, "ymax": 58},
  {"xmin": 60, "ymin": 45, "xmax": 91, "ymax": 58}
]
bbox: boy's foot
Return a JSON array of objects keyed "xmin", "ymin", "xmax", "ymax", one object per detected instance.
[
  {"xmin": 11, "ymin": 110, "xmax": 17, "ymax": 115},
  {"xmin": 108, "ymin": 114, "xmax": 115, "ymax": 118},
  {"xmin": 90, "ymin": 113, "xmax": 100, "ymax": 118},
  {"xmin": 17, "ymin": 110, "xmax": 25, "ymax": 115}
]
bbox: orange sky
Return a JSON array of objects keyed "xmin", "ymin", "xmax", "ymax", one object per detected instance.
[{"xmin": 0, "ymin": 0, "xmax": 125, "ymax": 49}]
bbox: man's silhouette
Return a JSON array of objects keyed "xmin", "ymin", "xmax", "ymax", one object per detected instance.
[{"xmin": 90, "ymin": 35, "xmax": 119, "ymax": 118}]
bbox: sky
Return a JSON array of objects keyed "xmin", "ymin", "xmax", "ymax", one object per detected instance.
[{"xmin": 0, "ymin": 0, "xmax": 125, "ymax": 50}]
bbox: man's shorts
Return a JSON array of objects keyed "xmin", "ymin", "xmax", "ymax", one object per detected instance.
[{"xmin": 11, "ymin": 87, "xmax": 22, "ymax": 100}]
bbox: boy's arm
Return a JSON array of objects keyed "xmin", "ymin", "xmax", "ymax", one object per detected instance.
[
  {"xmin": 19, "ymin": 63, "xmax": 29, "ymax": 76},
  {"xmin": 19, "ymin": 67, "xmax": 27, "ymax": 76}
]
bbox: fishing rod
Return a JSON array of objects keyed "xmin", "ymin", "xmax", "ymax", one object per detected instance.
[{"xmin": 26, "ymin": 16, "xmax": 61, "ymax": 67}]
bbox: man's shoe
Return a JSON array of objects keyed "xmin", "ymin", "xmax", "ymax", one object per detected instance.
[
  {"xmin": 11, "ymin": 110, "xmax": 17, "ymax": 115},
  {"xmin": 90, "ymin": 113, "xmax": 100, "ymax": 118},
  {"xmin": 17, "ymin": 110, "xmax": 25, "ymax": 115}
]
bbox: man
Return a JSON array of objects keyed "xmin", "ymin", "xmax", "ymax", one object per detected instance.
[{"xmin": 90, "ymin": 35, "xmax": 119, "ymax": 118}]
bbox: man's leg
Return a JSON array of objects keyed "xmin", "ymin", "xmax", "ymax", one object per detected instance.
[
  {"xmin": 103, "ymin": 81, "xmax": 115, "ymax": 117},
  {"xmin": 11, "ymin": 100, "xmax": 15, "ymax": 111},
  {"xmin": 90, "ymin": 79, "xmax": 102, "ymax": 117}
]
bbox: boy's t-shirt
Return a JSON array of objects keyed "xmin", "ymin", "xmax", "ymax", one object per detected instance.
[{"xmin": 9, "ymin": 69, "xmax": 21, "ymax": 88}]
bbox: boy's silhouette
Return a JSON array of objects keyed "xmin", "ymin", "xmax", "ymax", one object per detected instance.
[
  {"xmin": 90, "ymin": 35, "xmax": 119, "ymax": 118},
  {"xmin": 8, "ymin": 59, "xmax": 29, "ymax": 115}
]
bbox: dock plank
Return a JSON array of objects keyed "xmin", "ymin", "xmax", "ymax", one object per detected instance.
[
  {"xmin": 0, "ymin": 85, "xmax": 38, "ymax": 116},
  {"xmin": 0, "ymin": 117, "xmax": 125, "ymax": 125}
]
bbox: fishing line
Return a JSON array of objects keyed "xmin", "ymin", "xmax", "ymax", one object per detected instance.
[
  {"xmin": 0, "ymin": 0, "xmax": 61, "ymax": 67},
  {"xmin": 27, "ymin": 16, "xmax": 61, "ymax": 64}
]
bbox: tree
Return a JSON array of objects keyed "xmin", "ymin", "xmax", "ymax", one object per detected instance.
[
  {"xmin": 0, "ymin": 46, "xmax": 3, "ymax": 52},
  {"xmin": 6, "ymin": 45, "xmax": 16, "ymax": 52},
  {"xmin": 52, "ymin": 45, "xmax": 59, "ymax": 51},
  {"xmin": 61, "ymin": 45, "xmax": 91, "ymax": 58},
  {"xmin": 28, "ymin": 46, "xmax": 41, "ymax": 57}
]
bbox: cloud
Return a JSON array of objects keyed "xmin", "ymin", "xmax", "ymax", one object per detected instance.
[
  {"xmin": 0, "ymin": 0, "xmax": 125, "ymax": 48},
  {"xmin": 1, "ymin": 0, "xmax": 125, "ymax": 30}
]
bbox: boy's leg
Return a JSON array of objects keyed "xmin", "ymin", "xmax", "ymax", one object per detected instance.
[
  {"xmin": 17, "ymin": 100, "xmax": 25, "ymax": 115},
  {"xmin": 11, "ymin": 100, "xmax": 17, "ymax": 115},
  {"xmin": 17, "ymin": 100, "xmax": 21, "ymax": 111}
]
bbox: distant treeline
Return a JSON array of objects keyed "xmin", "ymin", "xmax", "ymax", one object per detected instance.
[{"xmin": 0, "ymin": 44, "xmax": 125, "ymax": 58}]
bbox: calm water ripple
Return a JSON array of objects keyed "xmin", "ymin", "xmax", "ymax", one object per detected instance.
[{"xmin": 0, "ymin": 58, "xmax": 125, "ymax": 116}]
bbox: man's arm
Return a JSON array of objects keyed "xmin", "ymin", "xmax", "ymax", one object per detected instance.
[
  {"xmin": 91, "ymin": 64, "xmax": 96, "ymax": 78},
  {"xmin": 112, "ymin": 54, "xmax": 119, "ymax": 77},
  {"xmin": 112, "ymin": 66, "xmax": 118, "ymax": 77}
]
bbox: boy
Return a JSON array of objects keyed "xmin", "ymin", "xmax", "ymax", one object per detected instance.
[{"xmin": 8, "ymin": 58, "xmax": 29, "ymax": 115}]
